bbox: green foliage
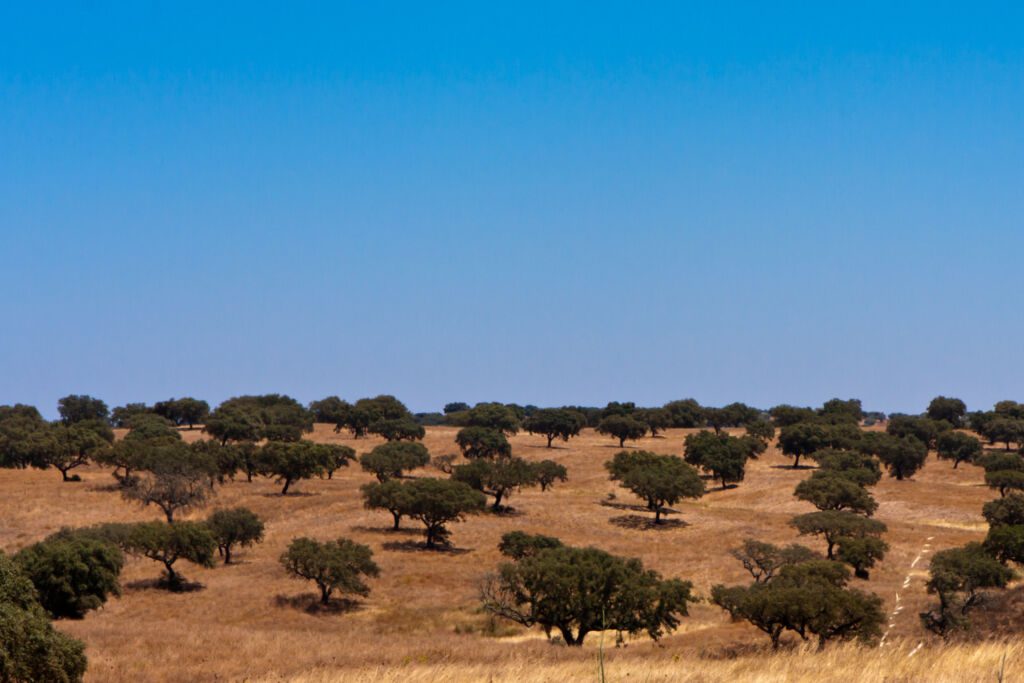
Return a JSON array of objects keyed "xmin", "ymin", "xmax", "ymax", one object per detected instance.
[
  {"xmin": 979, "ymin": 417, "xmax": 1024, "ymax": 450},
  {"xmin": 153, "ymin": 397, "xmax": 210, "ymax": 429},
  {"xmin": 280, "ymin": 537, "xmax": 379, "ymax": 605},
  {"xmin": 595, "ymin": 415, "xmax": 647, "ymax": 447},
  {"xmin": 205, "ymin": 395, "xmax": 313, "ymax": 443},
  {"xmin": 361, "ymin": 479, "xmax": 414, "ymax": 530},
  {"xmin": 811, "ymin": 449, "xmax": 882, "ymax": 487},
  {"xmin": 744, "ymin": 420, "xmax": 776, "ymax": 445},
  {"xmin": 533, "ymin": 459, "xmax": 568, "ymax": 491},
  {"xmin": 683, "ymin": 430, "xmax": 750, "ymax": 488},
  {"xmin": 818, "ymin": 398, "xmax": 864, "ymax": 424},
  {"xmin": 983, "ymin": 525, "xmax": 1024, "ymax": 566},
  {"xmin": 14, "ymin": 535, "xmax": 123, "ymax": 619},
  {"xmin": 935, "ymin": 431, "xmax": 982, "ymax": 469},
  {"xmin": 712, "ymin": 559, "xmax": 884, "ymax": 649},
  {"xmin": 367, "ymin": 417, "xmax": 425, "ymax": 442},
  {"xmin": 791, "ymin": 510, "xmax": 887, "ymax": 560},
  {"xmin": 121, "ymin": 441, "xmax": 217, "ymax": 521},
  {"xmin": 885, "ymin": 415, "xmax": 950, "ymax": 450},
  {"xmin": 454, "ymin": 427, "xmax": 511, "ymax": 460},
  {"xmin": 481, "ymin": 538, "xmax": 696, "ymax": 646},
  {"xmin": 781, "ymin": 421, "xmax": 864, "ymax": 462},
  {"xmin": 920, "ymin": 543, "xmax": 1015, "ymax": 637},
  {"xmin": 768, "ymin": 405, "xmax": 817, "ymax": 427},
  {"xmin": 308, "ymin": 396, "xmax": 351, "ymax": 424},
  {"xmin": 257, "ymin": 440, "xmax": 352, "ymax": 494},
  {"xmin": 523, "ymin": 408, "xmax": 584, "ymax": 447},
  {"xmin": 635, "ymin": 408, "xmax": 672, "ymax": 437},
  {"xmin": 29, "ymin": 422, "xmax": 113, "ymax": 481},
  {"xmin": 794, "ymin": 472, "xmax": 878, "ymax": 515},
  {"xmin": 985, "ymin": 469, "xmax": 1024, "ymax": 497},
  {"xmin": 868, "ymin": 434, "xmax": 928, "ymax": 480},
  {"xmin": 452, "ymin": 457, "xmax": 539, "ymax": 511},
  {"xmin": 729, "ymin": 539, "xmax": 819, "ymax": 584},
  {"xmin": 57, "ymin": 395, "xmax": 109, "ymax": 425},
  {"xmin": 927, "ymin": 396, "xmax": 968, "ymax": 427},
  {"xmin": 123, "ymin": 521, "xmax": 217, "ymax": 589},
  {"xmin": 359, "ymin": 442, "xmax": 430, "ymax": 482},
  {"xmin": 835, "ymin": 535, "xmax": 889, "ymax": 579},
  {"xmin": 982, "ymin": 494, "xmax": 1024, "ymax": 528},
  {"xmin": 110, "ymin": 403, "xmax": 153, "ymax": 428},
  {"xmin": 497, "ymin": 531, "xmax": 563, "ymax": 560},
  {"xmin": 704, "ymin": 402, "xmax": 760, "ymax": 434},
  {"xmin": 662, "ymin": 399, "xmax": 705, "ymax": 428},
  {"xmin": 462, "ymin": 402, "xmax": 521, "ymax": 435},
  {"xmin": 401, "ymin": 478, "xmax": 486, "ymax": 548},
  {"xmin": 443, "ymin": 402, "xmax": 470, "ymax": 415},
  {"xmin": 605, "ymin": 451, "xmax": 704, "ymax": 523},
  {"xmin": 0, "ymin": 405, "xmax": 49, "ymax": 469},
  {"xmin": 206, "ymin": 508, "xmax": 265, "ymax": 564}
]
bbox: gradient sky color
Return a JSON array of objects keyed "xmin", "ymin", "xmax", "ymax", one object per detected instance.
[{"xmin": 2, "ymin": 3, "xmax": 1022, "ymax": 418}]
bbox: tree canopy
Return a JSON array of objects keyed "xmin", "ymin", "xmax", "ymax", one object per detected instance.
[
  {"xmin": 481, "ymin": 533, "xmax": 696, "ymax": 646},
  {"xmin": 280, "ymin": 537, "xmax": 379, "ymax": 605},
  {"xmin": 606, "ymin": 451, "xmax": 704, "ymax": 523}
]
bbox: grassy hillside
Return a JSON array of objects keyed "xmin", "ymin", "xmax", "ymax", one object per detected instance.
[{"xmin": 0, "ymin": 424, "xmax": 1012, "ymax": 682}]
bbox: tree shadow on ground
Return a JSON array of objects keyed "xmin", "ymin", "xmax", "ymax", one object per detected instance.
[
  {"xmin": 769, "ymin": 464, "xmax": 815, "ymax": 470},
  {"xmin": 259, "ymin": 491, "xmax": 320, "ymax": 498},
  {"xmin": 599, "ymin": 500, "xmax": 663, "ymax": 513},
  {"xmin": 487, "ymin": 506, "xmax": 525, "ymax": 517},
  {"xmin": 702, "ymin": 484, "xmax": 740, "ymax": 493},
  {"xmin": 349, "ymin": 525, "xmax": 422, "ymax": 535},
  {"xmin": 88, "ymin": 481, "xmax": 124, "ymax": 493},
  {"xmin": 381, "ymin": 539, "xmax": 473, "ymax": 555},
  {"xmin": 520, "ymin": 443, "xmax": 570, "ymax": 450},
  {"xmin": 125, "ymin": 577, "xmax": 205, "ymax": 593},
  {"xmin": 273, "ymin": 594, "xmax": 362, "ymax": 615},
  {"xmin": 608, "ymin": 515, "xmax": 688, "ymax": 531}
]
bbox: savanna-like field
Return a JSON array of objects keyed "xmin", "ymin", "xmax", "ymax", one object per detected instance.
[{"xmin": 1, "ymin": 425, "xmax": 1017, "ymax": 682}]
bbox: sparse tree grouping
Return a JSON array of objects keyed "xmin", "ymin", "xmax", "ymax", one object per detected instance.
[{"xmin": 2, "ymin": 391, "xmax": 1024, "ymax": 679}]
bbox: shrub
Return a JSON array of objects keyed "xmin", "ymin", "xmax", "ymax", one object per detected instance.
[{"xmin": 14, "ymin": 536, "xmax": 123, "ymax": 619}]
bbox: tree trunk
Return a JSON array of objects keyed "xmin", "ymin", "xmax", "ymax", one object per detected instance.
[
  {"xmin": 826, "ymin": 540, "xmax": 835, "ymax": 559},
  {"xmin": 281, "ymin": 478, "xmax": 292, "ymax": 495},
  {"xmin": 223, "ymin": 545, "xmax": 233, "ymax": 564},
  {"xmin": 492, "ymin": 490, "xmax": 504, "ymax": 511},
  {"xmin": 391, "ymin": 511, "xmax": 401, "ymax": 530},
  {"xmin": 59, "ymin": 467, "xmax": 71, "ymax": 482},
  {"xmin": 654, "ymin": 506, "xmax": 662, "ymax": 524},
  {"xmin": 793, "ymin": 454, "xmax": 801, "ymax": 468},
  {"xmin": 619, "ymin": 437, "xmax": 626, "ymax": 447},
  {"xmin": 547, "ymin": 435, "xmax": 554, "ymax": 448},
  {"xmin": 559, "ymin": 626, "xmax": 581, "ymax": 646},
  {"xmin": 320, "ymin": 585, "xmax": 332, "ymax": 605}
]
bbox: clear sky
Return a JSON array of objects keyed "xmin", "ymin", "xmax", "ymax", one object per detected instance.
[{"xmin": 2, "ymin": 3, "xmax": 1022, "ymax": 418}]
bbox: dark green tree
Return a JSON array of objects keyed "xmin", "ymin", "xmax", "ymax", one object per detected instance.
[
  {"xmin": 605, "ymin": 451, "xmax": 704, "ymax": 523},
  {"xmin": 791, "ymin": 511, "xmax": 887, "ymax": 560},
  {"xmin": 206, "ymin": 508, "xmax": 265, "ymax": 564},
  {"xmin": 30, "ymin": 422, "xmax": 113, "ymax": 481},
  {"xmin": 14, "ymin": 535, "xmax": 123, "ymax": 619},
  {"xmin": 462, "ymin": 402, "xmax": 521, "ymax": 435},
  {"xmin": 794, "ymin": 472, "xmax": 878, "ymax": 515},
  {"xmin": 359, "ymin": 442, "xmax": 430, "ymax": 482},
  {"xmin": 533, "ymin": 459, "xmax": 568, "ymax": 492},
  {"xmin": 452, "ymin": 457, "xmax": 539, "ymax": 511},
  {"xmin": 121, "ymin": 442, "xmax": 217, "ymax": 521},
  {"xmin": 920, "ymin": 543, "xmax": 1014, "ymax": 637},
  {"xmin": 768, "ymin": 405, "xmax": 817, "ymax": 427},
  {"xmin": 368, "ymin": 417, "xmax": 425, "ymax": 442},
  {"xmin": 523, "ymin": 408, "xmax": 584, "ymax": 447},
  {"xmin": 402, "ymin": 478, "xmax": 486, "ymax": 549},
  {"xmin": 110, "ymin": 403, "xmax": 152, "ymax": 427},
  {"xmin": 481, "ymin": 538, "xmax": 696, "ymax": 646},
  {"xmin": 454, "ymin": 427, "xmax": 511, "ymax": 460},
  {"xmin": 57, "ymin": 395, "xmax": 109, "ymax": 425},
  {"xmin": 873, "ymin": 435, "xmax": 928, "ymax": 480},
  {"xmin": 811, "ymin": 449, "xmax": 882, "ymax": 487},
  {"xmin": 729, "ymin": 539, "xmax": 819, "ymax": 584},
  {"xmin": 595, "ymin": 415, "xmax": 648, "ymax": 447},
  {"xmin": 279, "ymin": 537, "xmax": 379, "ymax": 605},
  {"xmin": 927, "ymin": 396, "xmax": 967, "ymax": 428},
  {"xmin": 935, "ymin": 432, "xmax": 982, "ymax": 469},
  {"xmin": 123, "ymin": 521, "xmax": 217, "ymax": 589},
  {"xmin": 683, "ymin": 430, "xmax": 750, "ymax": 489},
  {"xmin": 256, "ymin": 441, "xmax": 340, "ymax": 495},
  {"xmin": 361, "ymin": 480, "xmax": 414, "ymax": 530},
  {"xmin": 0, "ymin": 552, "xmax": 87, "ymax": 682},
  {"xmin": 886, "ymin": 415, "xmax": 950, "ymax": 450},
  {"xmin": 662, "ymin": 399, "xmax": 706, "ymax": 428}
]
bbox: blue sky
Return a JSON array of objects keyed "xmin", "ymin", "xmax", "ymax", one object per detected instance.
[{"xmin": 1, "ymin": 3, "xmax": 1022, "ymax": 418}]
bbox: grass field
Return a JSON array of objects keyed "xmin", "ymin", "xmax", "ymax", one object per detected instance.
[{"xmin": 0, "ymin": 425, "xmax": 1016, "ymax": 682}]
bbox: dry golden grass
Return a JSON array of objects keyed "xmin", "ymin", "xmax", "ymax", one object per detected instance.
[{"xmin": 0, "ymin": 425, "xmax": 1014, "ymax": 682}]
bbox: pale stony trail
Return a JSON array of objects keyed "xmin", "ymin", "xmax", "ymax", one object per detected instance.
[{"xmin": 880, "ymin": 535, "xmax": 934, "ymax": 651}]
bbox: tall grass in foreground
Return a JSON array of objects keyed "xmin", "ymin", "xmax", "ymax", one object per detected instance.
[{"xmin": 262, "ymin": 640, "xmax": 1019, "ymax": 683}]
